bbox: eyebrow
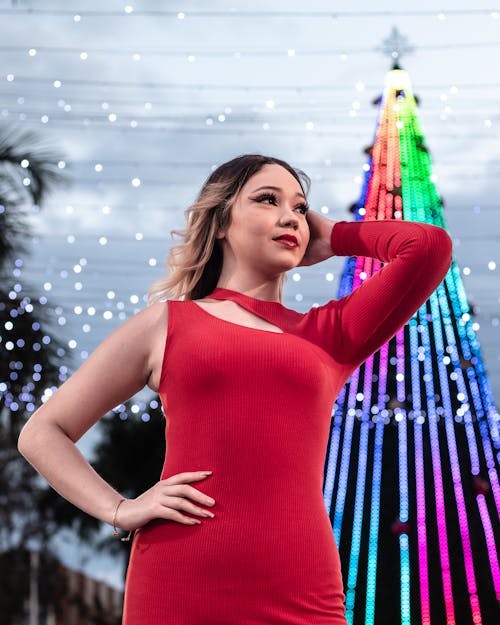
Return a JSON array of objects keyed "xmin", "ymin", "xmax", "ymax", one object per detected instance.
[{"xmin": 250, "ymin": 185, "xmax": 306, "ymax": 200}]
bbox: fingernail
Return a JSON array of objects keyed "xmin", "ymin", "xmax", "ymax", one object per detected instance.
[{"xmin": 203, "ymin": 471, "xmax": 212, "ymax": 475}]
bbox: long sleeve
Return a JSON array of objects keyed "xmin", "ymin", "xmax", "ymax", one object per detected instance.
[{"xmin": 305, "ymin": 219, "xmax": 453, "ymax": 373}]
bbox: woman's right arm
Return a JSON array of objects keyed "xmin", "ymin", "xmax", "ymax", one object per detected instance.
[{"xmin": 17, "ymin": 301, "xmax": 215, "ymax": 532}]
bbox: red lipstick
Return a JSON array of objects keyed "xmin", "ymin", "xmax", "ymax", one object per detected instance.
[{"xmin": 273, "ymin": 234, "xmax": 298, "ymax": 247}]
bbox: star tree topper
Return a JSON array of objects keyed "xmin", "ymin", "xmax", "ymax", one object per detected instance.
[{"xmin": 378, "ymin": 27, "xmax": 415, "ymax": 68}]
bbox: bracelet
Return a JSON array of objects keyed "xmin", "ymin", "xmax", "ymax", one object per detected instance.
[{"xmin": 112, "ymin": 498, "xmax": 133, "ymax": 542}]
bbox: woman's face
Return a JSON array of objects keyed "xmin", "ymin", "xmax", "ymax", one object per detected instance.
[{"xmin": 217, "ymin": 163, "xmax": 310, "ymax": 279}]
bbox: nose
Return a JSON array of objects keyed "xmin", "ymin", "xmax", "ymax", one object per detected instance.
[{"xmin": 278, "ymin": 205, "xmax": 299, "ymax": 229}]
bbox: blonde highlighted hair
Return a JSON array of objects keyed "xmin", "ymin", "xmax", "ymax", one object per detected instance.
[{"xmin": 147, "ymin": 154, "xmax": 311, "ymax": 305}]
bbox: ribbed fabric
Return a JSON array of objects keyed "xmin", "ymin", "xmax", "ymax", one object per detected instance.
[{"xmin": 122, "ymin": 219, "xmax": 452, "ymax": 625}]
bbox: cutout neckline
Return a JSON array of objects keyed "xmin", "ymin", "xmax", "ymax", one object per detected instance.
[{"xmin": 189, "ymin": 288, "xmax": 285, "ymax": 335}]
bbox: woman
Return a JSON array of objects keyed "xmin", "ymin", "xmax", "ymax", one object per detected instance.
[{"xmin": 18, "ymin": 154, "xmax": 453, "ymax": 624}]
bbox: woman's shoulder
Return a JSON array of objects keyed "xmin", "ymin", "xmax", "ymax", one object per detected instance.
[
  {"xmin": 132, "ymin": 298, "xmax": 169, "ymax": 322},
  {"xmin": 114, "ymin": 299, "xmax": 170, "ymax": 350}
]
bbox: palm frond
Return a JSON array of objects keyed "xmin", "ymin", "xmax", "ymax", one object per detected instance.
[
  {"xmin": 0, "ymin": 125, "xmax": 67, "ymax": 266},
  {"xmin": 0, "ymin": 125, "xmax": 68, "ymax": 205}
]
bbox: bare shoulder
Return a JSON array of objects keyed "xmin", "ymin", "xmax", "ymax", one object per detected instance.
[
  {"xmin": 132, "ymin": 298, "xmax": 169, "ymax": 335},
  {"xmin": 102, "ymin": 298, "xmax": 168, "ymax": 358},
  {"xmin": 116, "ymin": 298, "xmax": 171, "ymax": 393}
]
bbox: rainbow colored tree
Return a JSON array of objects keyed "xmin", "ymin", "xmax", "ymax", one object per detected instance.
[{"xmin": 323, "ymin": 65, "xmax": 500, "ymax": 625}]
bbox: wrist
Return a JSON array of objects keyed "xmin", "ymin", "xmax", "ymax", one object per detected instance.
[
  {"xmin": 329, "ymin": 220, "xmax": 341, "ymax": 255},
  {"xmin": 112, "ymin": 497, "xmax": 133, "ymax": 541}
]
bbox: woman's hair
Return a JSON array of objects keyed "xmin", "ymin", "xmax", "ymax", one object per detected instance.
[{"xmin": 147, "ymin": 154, "xmax": 311, "ymax": 305}]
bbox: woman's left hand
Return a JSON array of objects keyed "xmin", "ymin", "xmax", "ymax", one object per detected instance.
[{"xmin": 298, "ymin": 210, "xmax": 337, "ymax": 267}]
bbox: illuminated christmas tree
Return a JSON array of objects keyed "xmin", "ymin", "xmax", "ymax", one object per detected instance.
[{"xmin": 323, "ymin": 40, "xmax": 500, "ymax": 625}]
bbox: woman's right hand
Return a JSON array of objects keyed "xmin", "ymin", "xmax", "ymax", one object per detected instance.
[{"xmin": 115, "ymin": 471, "xmax": 216, "ymax": 530}]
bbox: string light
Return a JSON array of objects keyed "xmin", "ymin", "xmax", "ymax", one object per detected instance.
[
  {"xmin": 324, "ymin": 67, "xmax": 500, "ymax": 625},
  {"xmin": 0, "ymin": 8, "xmax": 498, "ymax": 18},
  {"xmin": 1, "ymin": 14, "xmax": 498, "ymax": 615},
  {"xmin": 2, "ymin": 39, "xmax": 500, "ymax": 61}
]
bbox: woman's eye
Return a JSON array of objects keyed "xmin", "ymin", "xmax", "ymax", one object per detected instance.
[
  {"xmin": 254, "ymin": 194, "xmax": 308, "ymax": 215},
  {"xmin": 255, "ymin": 193, "xmax": 277, "ymax": 204},
  {"xmin": 256, "ymin": 194, "xmax": 308, "ymax": 212}
]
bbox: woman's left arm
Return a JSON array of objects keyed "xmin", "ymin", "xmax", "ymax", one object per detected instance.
[{"xmin": 301, "ymin": 213, "xmax": 453, "ymax": 371}]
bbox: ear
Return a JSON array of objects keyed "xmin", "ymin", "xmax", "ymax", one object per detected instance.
[{"xmin": 215, "ymin": 228, "xmax": 226, "ymax": 240}]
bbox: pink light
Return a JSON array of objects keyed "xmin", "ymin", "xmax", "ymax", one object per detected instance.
[{"xmin": 477, "ymin": 494, "xmax": 500, "ymax": 600}]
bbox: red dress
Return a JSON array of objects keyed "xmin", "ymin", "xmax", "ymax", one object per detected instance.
[{"xmin": 122, "ymin": 219, "xmax": 452, "ymax": 625}]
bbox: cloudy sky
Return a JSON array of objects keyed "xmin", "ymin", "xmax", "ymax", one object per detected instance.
[{"xmin": 3, "ymin": 0, "xmax": 500, "ymax": 589}]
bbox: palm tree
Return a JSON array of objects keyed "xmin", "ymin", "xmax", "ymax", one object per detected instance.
[
  {"xmin": 0, "ymin": 126, "xmax": 66, "ymax": 265},
  {"xmin": 0, "ymin": 124, "xmax": 69, "ymax": 622},
  {"xmin": 0, "ymin": 125, "xmax": 166, "ymax": 622}
]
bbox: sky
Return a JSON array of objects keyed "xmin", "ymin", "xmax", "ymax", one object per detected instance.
[{"xmin": 2, "ymin": 0, "xmax": 499, "ymax": 590}]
